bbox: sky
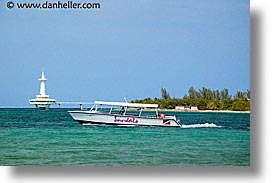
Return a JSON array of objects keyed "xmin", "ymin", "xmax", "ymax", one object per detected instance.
[{"xmin": 0, "ymin": 0, "xmax": 250, "ymax": 107}]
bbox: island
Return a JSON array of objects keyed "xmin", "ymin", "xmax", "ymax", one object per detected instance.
[{"xmin": 131, "ymin": 87, "xmax": 250, "ymax": 112}]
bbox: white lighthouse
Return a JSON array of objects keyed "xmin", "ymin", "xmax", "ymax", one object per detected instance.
[{"xmin": 29, "ymin": 70, "xmax": 56, "ymax": 110}]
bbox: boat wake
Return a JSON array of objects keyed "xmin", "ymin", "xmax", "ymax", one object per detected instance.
[{"xmin": 180, "ymin": 123, "xmax": 222, "ymax": 128}]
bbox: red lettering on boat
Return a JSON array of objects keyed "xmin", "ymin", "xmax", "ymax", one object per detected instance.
[{"xmin": 114, "ymin": 116, "xmax": 138, "ymax": 123}]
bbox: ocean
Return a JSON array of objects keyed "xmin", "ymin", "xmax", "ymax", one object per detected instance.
[{"xmin": 0, "ymin": 108, "xmax": 250, "ymax": 166}]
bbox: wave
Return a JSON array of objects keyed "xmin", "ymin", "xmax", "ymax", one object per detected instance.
[{"xmin": 180, "ymin": 123, "xmax": 222, "ymax": 128}]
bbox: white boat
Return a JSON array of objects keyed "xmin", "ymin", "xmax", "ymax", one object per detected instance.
[{"xmin": 68, "ymin": 101, "xmax": 182, "ymax": 127}]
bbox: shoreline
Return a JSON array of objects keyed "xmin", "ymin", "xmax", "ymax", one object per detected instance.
[
  {"xmin": 0, "ymin": 107, "xmax": 251, "ymax": 114},
  {"xmin": 161, "ymin": 109, "xmax": 250, "ymax": 114},
  {"xmin": 125, "ymin": 107, "xmax": 250, "ymax": 114}
]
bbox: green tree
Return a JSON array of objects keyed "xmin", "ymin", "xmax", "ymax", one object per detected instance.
[
  {"xmin": 221, "ymin": 99, "xmax": 233, "ymax": 110},
  {"xmin": 188, "ymin": 86, "xmax": 196, "ymax": 99},
  {"xmin": 207, "ymin": 101, "xmax": 219, "ymax": 110},
  {"xmin": 246, "ymin": 89, "xmax": 250, "ymax": 99},
  {"xmin": 161, "ymin": 87, "xmax": 170, "ymax": 100},
  {"xmin": 232, "ymin": 100, "xmax": 250, "ymax": 111},
  {"xmin": 235, "ymin": 91, "xmax": 245, "ymax": 100},
  {"xmin": 197, "ymin": 99, "xmax": 207, "ymax": 110},
  {"xmin": 221, "ymin": 88, "xmax": 230, "ymax": 100},
  {"xmin": 199, "ymin": 87, "xmax": 213, "ymax": 100},
  {"xmin": 195, "ymin": 91, "xmax": 202, "ymax": 98},
  {"xmin": 213, "ymin": 89, "xmax": 221, "ymax": 100}
]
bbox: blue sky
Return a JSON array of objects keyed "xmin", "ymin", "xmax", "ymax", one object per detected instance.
[{"xmin": 0, "ymin": 0, "xmax": 250, "ymax": 107}]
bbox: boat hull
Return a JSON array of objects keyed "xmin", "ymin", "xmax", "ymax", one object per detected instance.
[{"xmin": 68, "ymin": 111, "xmax": 181, "ymax": 127}]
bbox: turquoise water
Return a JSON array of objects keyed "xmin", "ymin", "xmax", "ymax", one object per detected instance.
[{"xmin": 0, "ymin": 108, "xmax": 250, "ymax": 166}]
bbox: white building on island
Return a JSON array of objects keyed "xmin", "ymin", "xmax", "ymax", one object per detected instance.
[
  {"xmin": 175, "ymin": 105, "xmax": 198, "ymax": 111},
  {"xmin": 29, "ymin": 70, "xmax": 56, "ymax": 110}
]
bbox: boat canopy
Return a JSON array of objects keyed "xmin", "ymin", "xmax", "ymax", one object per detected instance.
[{"xmin": 94, "ymin": 101, "xmax": 158, "ymax": 108}]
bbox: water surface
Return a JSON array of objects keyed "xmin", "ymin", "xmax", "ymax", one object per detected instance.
[{"xmin": 0, "ymin": 108, "xmax": 250, "ymax": 166}]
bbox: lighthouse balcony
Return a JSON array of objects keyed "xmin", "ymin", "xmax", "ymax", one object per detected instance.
[
  {"xmin": 36, "ymin": 95, "xmax": 50, "ymax": 99},
  {"xmin": 29, "ymin": 97, "xmax": 56, "ymax": 103}
]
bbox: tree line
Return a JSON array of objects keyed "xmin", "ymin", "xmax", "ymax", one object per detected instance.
[{"xmin": 132, "ymin": 87, "xmax": 250, "ymax": 111}]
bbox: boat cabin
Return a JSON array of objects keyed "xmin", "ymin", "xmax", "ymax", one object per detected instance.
[{"xmin": 90, "ymin": 101, "xmax": 160, "ymax": 118}]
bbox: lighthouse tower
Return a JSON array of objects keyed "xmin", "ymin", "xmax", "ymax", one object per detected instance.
[
  {"xmin": 39, "ymin": 71, "xmax": 47, "ymax": 97},
  {"xmin": 29, "ymin": 70, "xmax": 56, "ymax": 110}
]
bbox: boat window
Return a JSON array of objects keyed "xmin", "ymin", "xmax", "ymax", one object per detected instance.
[
  {"xmin": 90, "ymin": 104, "xmax": 96, "ymax": 111},
  {"xmin": 119, "ymin": 106, "xmax": 126, "ymax": 115}
]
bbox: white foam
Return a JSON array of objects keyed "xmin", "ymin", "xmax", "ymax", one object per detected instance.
[{"xmin": 180, "ymin": 123, "xmax": 222, "ymax": 128}]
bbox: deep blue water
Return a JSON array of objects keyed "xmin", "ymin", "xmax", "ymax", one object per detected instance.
[{"xmin": 0, "ymin": 108, "xmax": 250, "ymax": 166}]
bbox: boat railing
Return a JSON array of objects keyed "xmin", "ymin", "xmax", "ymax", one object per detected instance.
[{"xmin": 89, "ymin": 102, "xmax": 171, "ymax": 119}]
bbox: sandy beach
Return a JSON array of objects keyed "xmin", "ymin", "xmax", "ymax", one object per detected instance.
[
  {"xmin": 125, "ymin": 108, "xmax": 250, "ymax": 114},
  {"xmin": 168, "ymin": 109, "xmax": 250, "ymax": 114}
]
